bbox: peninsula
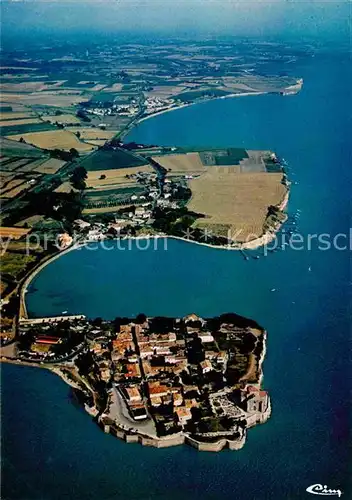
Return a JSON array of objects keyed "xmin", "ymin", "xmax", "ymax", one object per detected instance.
[
  {"xmin": 0, "ymin": 37, "xmax": 300, "ymax": 309},
  {"xmin": 2, "ymin": 312, "xmax": 270, "ymax": 452}
]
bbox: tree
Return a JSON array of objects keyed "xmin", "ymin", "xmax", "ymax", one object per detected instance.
[
  {"xmin": 92, "ymin": 317, "xmax": 103, "ymax": 327},
  {"xmin": 69, "ymin": 148, "xmax": 79, "ymax": 158},
  {"xmin": 2, "ymin": 295, "xmax": 19, "ymax": 319},
  {"xmin": 136, "ymin": 313, "xmax": 147, "ymax": 324},
  {"xmin": 70, "ymin": 166, "xmax": 87, "ymax": 190}
]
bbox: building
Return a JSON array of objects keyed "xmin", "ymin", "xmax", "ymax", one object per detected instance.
[
  {"xmin": 58, "ymin": 233, "xmax": 73, "ymax": 249},
  {"xmin": 175, "ymin": 407, "xmax": 192, "ymax": 425},
  {"xmin": 74, "ymin": 219, "xmax": 91, "ymax": 230},
  {"xmin": 184, "ymin": 313, "xmax": 203, "ymax": 324},
  {"xmin": 130, "ymin": 405, "xmax": 148, "ymax": 421},
  {"xmin": 36, "ymin": 335, "xmax": 61, "ymax": 345},
  {"xmin": 148, "ymin": 382, "xmax": 169, "ymax": 400},
  {"xmin": 173, "ymin": 392, "xmax": 183, "ymax": 407},
  {"xmin": 245, "ymin": 386, "xmax": 269, "ymax": 413},
  {"xmin": 124, "ymin": 386, "xmax": 142, "ymax": 403},
  {"xmin": 200, "ymin": 360, "xmax": 213, "ymax": 374},
  {"xmin": 125, "ymin": 364, "xmax": 141, "ymax": 379},
  {"xmin": 135, "ymin": 207, "xmax": 145, "ymax": 217},
  {"xmin": 100, "ymin": 369, "xmax": 111, "ymax": 382},
  {"xmin": 216, "ymin": 351, "xmax": 228, "ymax": 363},
  {"xmin": 198, "ymin": 332, "xmax": 214, "ymax": 343},
  {"xmin": 140, "ymin": 346, "xmax": 153, "ymax": 359}
]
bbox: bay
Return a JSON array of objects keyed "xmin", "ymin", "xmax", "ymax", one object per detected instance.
[{"xmin": 2, "ymin": 52, "xmax": 350, "ymax": 499}]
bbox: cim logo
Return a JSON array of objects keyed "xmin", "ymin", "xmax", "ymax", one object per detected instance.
[{"xmin": 306, "ymin": 484, "xmax": 343, "ymax": 497}]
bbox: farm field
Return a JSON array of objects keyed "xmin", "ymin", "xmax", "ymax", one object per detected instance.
[
  {"xmin": 151, "ymin": 153, "xmax": 206, "ymax": 176},
  {"xmin": 0, "ymin": 92, "xmax": 90, "ymax": 107},
  {"xmin": 188, "ymin": 169, "xmax": 287, "ymax": 242},
  {"xmin": 82, "ymin": 204, "xmax": 131, "ymax": 215},
  {"xmin": 103, "ymin": 83, "xmax": 123, "ymax": 92},
  {"xmin": 144, "ymin": 85, "xmax": 186, "ymax": 99},
  {"xmin": 84, "ymin": 140, "xmax": 107, "ymax": 147},
  {"xmin": 14, "ymin": 215, "xmax": 45, "ymax": 228},
  {"xmin": 86, "ymin": 165, "xmax": 153, "ymax": 189},
  {"xmin": 0, "ymin": 137, "xmax": 43, "ymax": 157},
  {"xmin": 79, "ymin": 148, "xmax": 147, "ymax": 171},
  {"xmin": 0, "ymin": 118, "xmax": 43, "ymax": 127},
  {"xmin": 84, "ymin": 185, "xmax": 145, "ymax": 211},
  {"xmin": 7, "ymin": 130, "xmax": 95, "ymax": 152},
  {"xmin": 0, "ymin": 226, "xmax": 31, "ymax": 240},
  {"xmin": 44, "ymin": 114, "xmax": 81, "ymax": 125},
  {"xmin": 0, "ymin": 80, "xmax": 66, "ymax": 92},
  {"xmin": 67, "ymin": 127, "xmax": 118, "ymax": 141},
  {"xmin": 198, "ymin": 148, "xmax": 248, "ymax": 166},
  {"xmin": 32, "ymin": 158, "xmax": 66, "ymax": 174},
  {"xmin": 2, "ymin": 122, "xmax": 55, "ymax": 136},
  {"xmin": 54, "ymin": 182, "xmax": 78, "ymax": 193},
  {"xmin": 175, "ymin": 88, "xmax": 232, "ymax": 102},
  {"xmin": 0, "ymin": 112, "xmax": 37, "ymax": 121},
  {"xmin": 1, "ymin": 180, "xmax": 29, "ymax": 198},
  {"xmin": 3, "ymin": 240, "xmax": 44, "ymax": 253}
]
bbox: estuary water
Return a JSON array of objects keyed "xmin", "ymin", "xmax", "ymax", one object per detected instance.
[{"xmin": 2, "ymin": 53, "xmax": 351, "ymax": 499}]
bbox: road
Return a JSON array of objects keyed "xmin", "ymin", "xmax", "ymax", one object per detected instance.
[{"xmin": 107, "ymin": 387, "xmax": 157, "ymax": 437}]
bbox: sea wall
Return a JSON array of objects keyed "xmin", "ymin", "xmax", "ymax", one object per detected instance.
[
  {"xmin": 186, "ymin": 434, "xmax": 246, "ymax": 452},
  {"xmin": 98, "ymin": 418, "xmax": 246, "ymax": 452}
]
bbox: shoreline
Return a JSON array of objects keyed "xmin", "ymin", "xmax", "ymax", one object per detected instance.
[
  {"xmin": 135, "ymin": 91, "xmax": 267, "ymax": 126},
  {"xmin": 20, "ymin": 218, "xmax": 287, "ymax": 319},
  {"xmin": 20, "ymin": 209, "xmax": 288, "ymax": 320},
  {"xmin": 19, "ymin": 242, "xmax": 84, "ymax": 320}
]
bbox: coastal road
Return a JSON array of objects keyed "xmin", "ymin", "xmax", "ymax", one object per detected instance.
[{"xmin": 107, "ymin": 388, "xmax": 157, "ymax": 437}]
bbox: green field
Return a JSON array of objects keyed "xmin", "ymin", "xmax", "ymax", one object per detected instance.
[
  {"xmin": 175, "ymin": 88, "xmax": 232, "ymax": 103},
  {"xmin": 1, "ymin": 252, "xmax": 37, "ymax": 279},
  {"xmin": 79, "ymin": 149, "xmax": 147, "ymax": 171},
  {"xmin": 199, "ymin": 148, "xmax": 248, "ymax": 166},
  {"xmin": 2, "ymin": 122, "xmax": 56, "ymax": 136},
  {"xmin": 84, "ymin": 185, "xmax": 145, "ymax": 208},
  {"xmin": 89, "ymin": 92, "xmax": 119, "ymax": 103},
  {"xmin": 0, "ymin": 138, "xmax": 44, "ymax": 158}
]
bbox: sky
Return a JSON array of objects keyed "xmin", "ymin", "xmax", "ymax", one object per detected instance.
[{"xmin": 2, "ymin": 0, "xmax": 351, "ymax": 41}]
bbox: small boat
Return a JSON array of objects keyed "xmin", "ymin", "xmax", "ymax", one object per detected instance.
[
  {"xmin": 270, "ymin": 288, "xmax": 277, "ymax": 292},
  {"xmin": 308, "ymin": 266, "xmax": 312, "ymax": 272},
  {"xmin": 62, "ymin": 310, "xmax": 68, "ymax": 314}
]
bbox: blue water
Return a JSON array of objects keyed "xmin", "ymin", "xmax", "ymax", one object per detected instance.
[{"xmin": 2, "ymin": 53, "xmax": 351, "ymax": 499}]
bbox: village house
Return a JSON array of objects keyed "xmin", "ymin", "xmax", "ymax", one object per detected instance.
[
  {"xmin": 197, "ymin": 332, "xmax": 214, "ymax": 343},
  {"xmin": 175, "ymin": 407, "xmax": 192, "ymax": 426},
  {"xmin": 124, "ymin": 386, "xmax": 142, "ymax": 403},
  {"xmin": 200, "ymin": 359, "xmax": 213, "ymax": 374}
]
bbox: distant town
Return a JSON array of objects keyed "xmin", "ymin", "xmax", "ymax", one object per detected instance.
[{"xmin": 2, "ymin": 312, "xmax": 270, "ymax": 451}]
